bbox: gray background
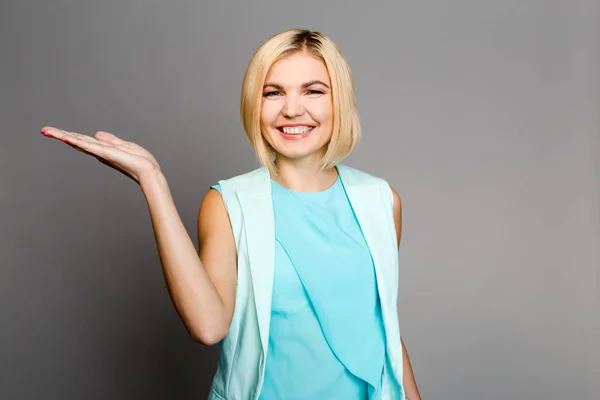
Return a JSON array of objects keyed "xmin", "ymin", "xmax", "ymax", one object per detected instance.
[{"xmin": 1, "ymin": 0, "xmax": 598, "ymax": 399}]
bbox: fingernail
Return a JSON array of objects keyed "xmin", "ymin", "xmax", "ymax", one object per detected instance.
[{"xmin": 61, "ymin": 137, "xmax": 69, "ymax": 143}]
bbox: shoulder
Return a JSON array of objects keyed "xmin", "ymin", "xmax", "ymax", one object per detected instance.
[
  {"xmin": 214, "ymin": 167, "xmax": 269, "ymax": 194},
  {"xmin": 341, "ymin": 164, "xmax": 402, "ymax": 242},
  {"xmin": 338, "ymin": 163, "xmax": 398, "ymax": 205},
  {"xmin": 391, "ymin": 184, "xmax": 403, "ymax": 245},
  {"xmin": 198, "ymin": 185, "xmax": 231, "ymax": 238},
  {"xmin": 390, "ymin": 185, "xmax": 402, "ymax": 210},
  {"xmin": 202, "ymin": 168, "xmax": 265, "ymax": 210}
]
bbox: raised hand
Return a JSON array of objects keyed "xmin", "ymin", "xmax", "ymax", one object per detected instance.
[{"xmin": 41, "ymin": 126, "xmax": 161, "ymax": 184}]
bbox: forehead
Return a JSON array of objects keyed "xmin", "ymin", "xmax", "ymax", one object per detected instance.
[{"xmin": 265, "ymin": 53, "xmax": 330, "ymax": 85}]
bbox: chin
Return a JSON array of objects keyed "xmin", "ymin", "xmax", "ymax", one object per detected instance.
[
  {"xmin": 272, "ymin": 144, "xmax": 329, "ymax": 162},
  {"xmin": 268, "ymin": 133, "xmax": 329, "ymax": 158}
]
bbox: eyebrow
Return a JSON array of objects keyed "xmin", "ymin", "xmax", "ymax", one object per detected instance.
[{"xmin": 263, "ymin": 80, "xmax": 330, "ymax": 90}]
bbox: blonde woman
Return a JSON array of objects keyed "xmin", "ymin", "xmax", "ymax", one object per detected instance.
[{"xmin": 41, "ymin": 29, "xmax": 421, "ymax": 400}]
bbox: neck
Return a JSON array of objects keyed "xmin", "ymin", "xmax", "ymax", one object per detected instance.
[{"xmin": 271, "ymin": 155, "xmax": 338, "ymax": 192}]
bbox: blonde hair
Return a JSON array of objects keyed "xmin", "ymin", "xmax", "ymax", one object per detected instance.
[{"xmin": 240, "ymin": 29, "xmax": 361, "ymax": 174}]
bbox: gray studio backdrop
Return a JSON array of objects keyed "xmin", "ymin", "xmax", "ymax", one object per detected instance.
[{"xmin": 1, "ymin": 1, "xmax": 598, "ymax": 399}]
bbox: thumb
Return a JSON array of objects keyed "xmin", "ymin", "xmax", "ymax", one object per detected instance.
[{"xmin": 95, "ymin": 131, "xmax": 125, "ymax": 144}]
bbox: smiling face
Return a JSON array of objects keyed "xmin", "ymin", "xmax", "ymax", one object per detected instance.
[{"xmin": 260, "ymin": 52, "xmax": 333, "ymax": 165}]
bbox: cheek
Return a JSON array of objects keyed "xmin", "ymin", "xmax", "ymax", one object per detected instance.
[
  {"xmin": 260, "ymin": 102, "xmax": 279, "ymax": 127},
  {"xmin": 309, "ymin": 99, "xmax": 333, "ymax": 125}
]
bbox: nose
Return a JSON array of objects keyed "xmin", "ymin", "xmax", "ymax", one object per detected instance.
[{"xmin": 282, "ymin": 94, "xmax": 305, "ymax": 117}]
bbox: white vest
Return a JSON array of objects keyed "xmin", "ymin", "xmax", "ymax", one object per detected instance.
[{"xmin": 208, "ymin": 164, "xmax": 405, "ymax": 400}]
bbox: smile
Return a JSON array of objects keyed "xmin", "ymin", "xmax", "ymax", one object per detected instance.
[
  {"xmin": 277, "ymin": 126, "xmax": 315, "ymax": 134},
  {"xmin": 276, "ymin": 125, "xmax": 316, "ymax": 141}
]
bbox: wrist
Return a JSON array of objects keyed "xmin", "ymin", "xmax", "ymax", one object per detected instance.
[{"xmin": 139, "ymin": 168, "xmax": 168, "ymax": 192}]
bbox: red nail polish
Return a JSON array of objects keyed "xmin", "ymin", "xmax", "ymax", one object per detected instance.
[{"xmin": 61, "ymin": 138, "xmax": 69, "ymax": 143}]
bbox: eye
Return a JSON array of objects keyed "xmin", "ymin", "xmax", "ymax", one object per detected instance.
[
  {"xmin": 264, "ymin": 91, "xmax": 282, "ymax": 98},
  {"xmin": 306, "ymin": 89, "xmax": 325, "ymax": 96}
]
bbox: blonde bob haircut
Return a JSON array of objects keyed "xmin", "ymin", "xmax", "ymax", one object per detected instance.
[{"xmin": 240, "ymin": 29, "xmax": 361, "ymax": 174}]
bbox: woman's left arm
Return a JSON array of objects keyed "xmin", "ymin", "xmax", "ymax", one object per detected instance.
[{"xmin": 391, "ymin": 186, "xmax": 422, "ymax": 400}]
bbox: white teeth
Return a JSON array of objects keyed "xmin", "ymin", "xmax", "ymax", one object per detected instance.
[{"xmin": 281, "ymin": 126, "xmax": 314, "ymax": 134}]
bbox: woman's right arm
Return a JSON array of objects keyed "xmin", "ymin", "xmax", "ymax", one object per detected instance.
[
  {"xmin": 141, "ymin": 172, "xmax": 237, "ymax": 345},
  {"xmin": 40, "ymin": 126, "xmax": 237, "ymax": 345}
]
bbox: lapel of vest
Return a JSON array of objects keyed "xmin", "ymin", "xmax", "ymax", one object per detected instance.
[
  {"xmin": 236, "ymin": 168, "xmax": 275, "ymax": 359},
  {"xmin": 337, "ymin": 164, "xmax": 397, "ymax": 311}
]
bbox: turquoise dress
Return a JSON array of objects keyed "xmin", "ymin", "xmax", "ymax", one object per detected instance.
[{"xmin": 212, "ymin": 174, "xmax": 385, "ymax": 400}]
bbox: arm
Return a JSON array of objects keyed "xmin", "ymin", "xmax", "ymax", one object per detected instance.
[
  {"xmin": 40, "ymin": 127, "xmax": 237, "ymax": 346},
  {"xmin": 391, "ymin": 186, "xmax": 422, "ymax": 400},
  {"xmin": 141, "ymin": 172, "xmax": 237, "ymax": 345}
]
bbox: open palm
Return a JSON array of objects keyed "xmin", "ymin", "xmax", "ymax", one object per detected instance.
[{"xmin": 41, "ymin": 126, "xmax": 160, "ymax": 183}]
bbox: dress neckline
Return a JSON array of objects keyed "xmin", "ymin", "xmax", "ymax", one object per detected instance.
[{"xmin": 270, "ymin": 174, "xmax": 341, "ymax": 196}]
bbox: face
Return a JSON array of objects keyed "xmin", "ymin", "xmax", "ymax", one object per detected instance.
[{"xmin": 260, "ymin": 52, "xmax": 333, "ymax": 165}]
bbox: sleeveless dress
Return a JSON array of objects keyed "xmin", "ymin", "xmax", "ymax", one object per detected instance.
[{"xmin": 212, "ymin": 174, "xmax": 386, "ymax": 400}]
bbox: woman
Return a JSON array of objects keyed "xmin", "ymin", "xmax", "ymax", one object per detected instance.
[{"xmin": 41, "ymin": 29, "xmax": 421, "ymax": 400}]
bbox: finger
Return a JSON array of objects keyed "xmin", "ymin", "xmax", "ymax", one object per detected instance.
[
  {"xmin": 41, "ymin": 126, "xmax": 75, "ymax": 138},
  {"xmin": 65, "ymin": 135, "xmax": 139, "ymax": 172},
  {"xmin": 65, "ymin": 140, "xmax": 95, "ymax": 156},
  {"xmin": 58, "ymin": 134, "xmax": 112, "ymax": 157},
  {"xmin": 95, "ymin": 131, "xmax": 126, "ymax": 145},
  {"xmin": 41, "ymin": 126, "xmax": 91, "ymax": 142},
  {"xmin": 67, "ymin": 132, "xmax": 101, "ymax": 145},
  {"xmin": 81, "ymin": 132, "xmax": 144, "ymax": 159},
  {"xmin": 43, "ymin": 128, "xmax": 113, "ymax": 154},
  {"xmin": 40, "ymin": 126, "xmax": 65, "ymax": 139}
]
